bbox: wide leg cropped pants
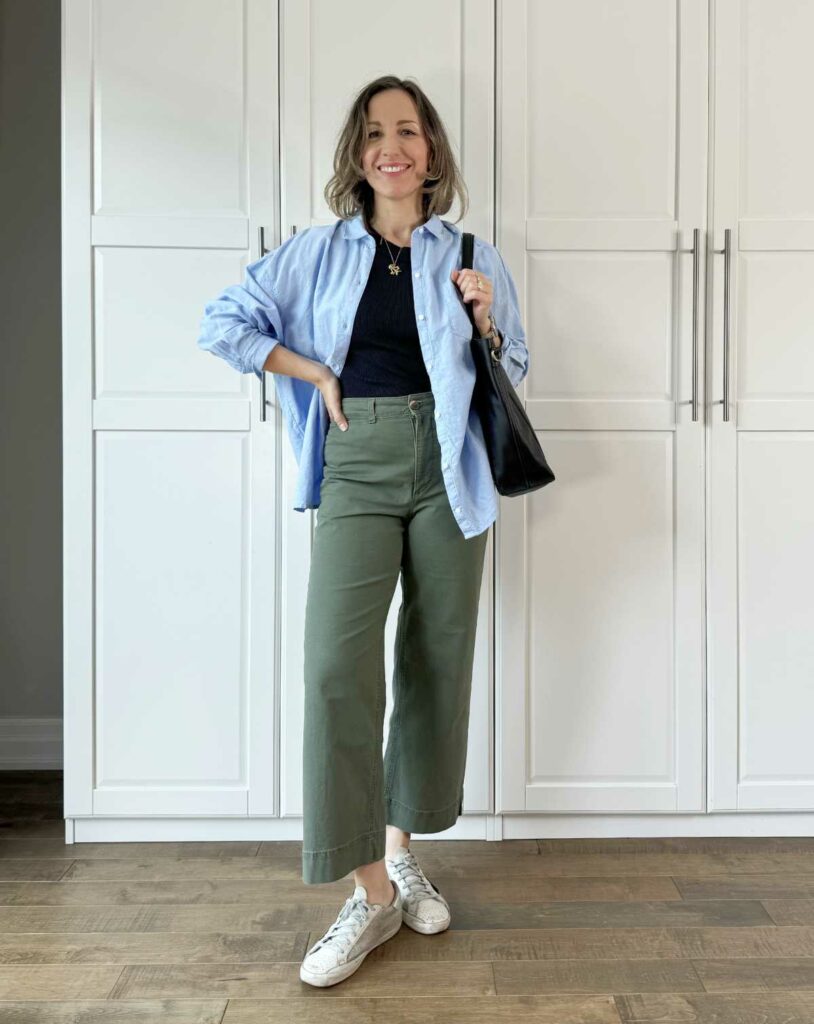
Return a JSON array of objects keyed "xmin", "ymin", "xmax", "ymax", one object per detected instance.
[{"xmin": 301, "ymin": 390, "xmax": 489, "ymax": 885}]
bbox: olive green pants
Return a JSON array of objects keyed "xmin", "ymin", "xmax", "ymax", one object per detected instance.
[{"xmin": 302, "ymin": 390, "xmax": 489, "ymax": 885}]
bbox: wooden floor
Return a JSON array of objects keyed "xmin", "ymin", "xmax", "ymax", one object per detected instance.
[{"xmin": 4, "ymin": 772, "xmax": 814, "ymax": 1021}]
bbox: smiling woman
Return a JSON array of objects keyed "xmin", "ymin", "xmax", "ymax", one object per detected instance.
[
  {"xmin": 297, "ymin": 74, "xmax": 520, "ymax": 988},
  {"xmin": 359, "ymin": 98, "xmax": 432, "ymax": 247},
  {"xmin": 198, "ymin": 72, "xmax": 529, "ymax": 990},
  {"xmin": 324, "ymin": 76, "xmax": 470, "ymax": 245}
]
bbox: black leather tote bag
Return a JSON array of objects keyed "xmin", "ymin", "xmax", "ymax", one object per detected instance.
[{"xmin": 460, "ymin": 232, "xmax": 555, "ymax": 496}]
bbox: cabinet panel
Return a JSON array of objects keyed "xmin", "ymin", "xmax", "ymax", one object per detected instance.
[
  {"xmin": 93, "ymin": 0, "xmax": 247, "ymax": 216},
  {"xmin": 527, "ymin": 434, "xmax": 677, "ymax": 810},
  {"xmin": 93, "ymin": 433, "xmax": 248, "ymax": 814},
  {"xmin": 738, "ymin": 437, "xmax": 814, "ymax": 790},
  {"xmin": 95, "ymin": 247, "xmax": 251, "ymax": 397},
  {"xmin": 526, "ymin": 252, "xmax": 676, "ymax": 403},
  {"xmin": 527, "ymin": 0, "xmax": 678, "ymax": 219}
]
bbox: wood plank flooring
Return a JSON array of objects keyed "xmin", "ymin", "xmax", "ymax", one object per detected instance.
[{"xmin": 3, "ymin": 771, "xmax": 814, "ymax": 1021}]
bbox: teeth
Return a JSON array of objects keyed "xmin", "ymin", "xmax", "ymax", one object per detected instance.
[{"xmin": 380, "ymin": 165, "xmax": 408, "ymax": 172}]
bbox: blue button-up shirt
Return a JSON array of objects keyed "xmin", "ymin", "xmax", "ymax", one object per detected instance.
[{"xmin": 197, "ymin": 211, "xmax": 529, "ymax": 538}]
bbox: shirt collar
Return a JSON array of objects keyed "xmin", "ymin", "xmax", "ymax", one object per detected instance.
[{"xmin": 341, "ymin": 210, "xmax": 445, "ymax": 241}]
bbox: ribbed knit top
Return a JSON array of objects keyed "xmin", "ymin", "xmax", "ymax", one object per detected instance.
[{"xmin": 338, "ymin": 223, "xmax": 433, "ymax": 398}]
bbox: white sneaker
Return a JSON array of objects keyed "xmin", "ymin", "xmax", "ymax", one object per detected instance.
[
  {"xmin": 385, "ymin": 845, "xmax": 451, "ymax": 934},
  {"xmin": 299, "ymin": 880, "xmax": 403, "ymax": 987}
]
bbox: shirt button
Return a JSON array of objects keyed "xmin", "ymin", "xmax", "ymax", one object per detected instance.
[
  {"xmin": 435, "ymin": 410, "xmax": 442, "ymax": 420},
  {"xmin": 414, "ymin": 271, "xmax": 421, "ymax": 278},
  {"xmin": 418, "ymin": 314, "xmax": 425, "ymax": 321},
  {"xmin": 455, "ymin": 506, "xmax": 462, "ymax": 514}
]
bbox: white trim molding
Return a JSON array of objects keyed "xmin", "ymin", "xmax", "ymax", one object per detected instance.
[{"xmin": 66, "ymin": 811, "xmax": 814, "ymax": 845}]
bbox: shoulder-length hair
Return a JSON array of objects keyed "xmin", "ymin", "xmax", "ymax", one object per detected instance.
[{"xmin": 323, "ymin": 75, "xmax": 469, "ymax": 225}]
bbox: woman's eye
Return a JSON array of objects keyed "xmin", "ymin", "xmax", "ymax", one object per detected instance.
[{"xmin": 367, "ymin": 129, "xmax": 416, "ymax": 138}]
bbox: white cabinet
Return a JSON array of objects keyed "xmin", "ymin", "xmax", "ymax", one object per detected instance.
[
  {"xmin": 62, "ymin": 0, "xmax": 814, "ymax": 843},
  {"xmin": 495, "ymin": 0, "xmax": 814, "ymax": 823},
  {"xmin": 62, "ymin": 0, "xmax": 497, "ymax": 835},
  {"xmin": 707, "ymin": 0, "xmax": 814, "ymax": 811},
  {"xmin": 497, "ymin": 0, "xmax": 708, "ymax": 814},
  {"xmin": 63, "ymin": 0, "xmax": 280, "ymax": 820}
]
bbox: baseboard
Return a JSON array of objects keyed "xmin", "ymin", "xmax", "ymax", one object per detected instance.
[
  {"xmin": 65, "ymin": 811, "xmax": 814, "ymax": 844},
  {"xmin": 0, "ymin": 718, "xmax": 62, "ymax": 769}
]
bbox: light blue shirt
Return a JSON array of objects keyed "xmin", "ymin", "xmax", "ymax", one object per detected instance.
[{"xmin": 197, "ymin": 211, "xmax": 529, "ymax": 539}]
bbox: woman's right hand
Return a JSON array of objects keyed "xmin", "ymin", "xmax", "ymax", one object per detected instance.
[{"xmin": 316, "ymin": 365, "xmax": 348, "ymax": 431}]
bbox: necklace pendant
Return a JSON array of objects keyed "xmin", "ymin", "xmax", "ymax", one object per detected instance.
[{"xmin": 388, "ymin": 263, "xmax": 401, "ymax": 276}]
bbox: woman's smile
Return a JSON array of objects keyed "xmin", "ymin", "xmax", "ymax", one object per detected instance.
[{"xmin": 378, "ymin": 163, "xmax": 411, "ymax": 176}]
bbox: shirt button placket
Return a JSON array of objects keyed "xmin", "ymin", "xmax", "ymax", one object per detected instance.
[{"xmin": 413, "ymin": 269, "xmax": 433, "ymax": 374}]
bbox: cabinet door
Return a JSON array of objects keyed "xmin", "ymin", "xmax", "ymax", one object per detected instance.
[
  {"xmin": 63, "ymin": 0, "xmax": 279, "ymax": 817},
  {"xmin": 708, "ymin": 0, "xmax": 814, "ymax": 811},
  {"xmin": 497, "ymin": 0, "xmax": 708, "ymax": 814},
  {"xmin": 277, "ymin": 0, "xmax": 497, "ymax": 823}
]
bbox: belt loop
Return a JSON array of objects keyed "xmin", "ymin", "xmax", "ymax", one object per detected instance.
[{"xmin": 368, "ymin": 397, "xmax": 376, "ymax": 423}]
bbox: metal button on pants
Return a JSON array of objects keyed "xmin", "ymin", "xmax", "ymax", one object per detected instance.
[{"xmin": 301, "ymin": 390, "xmax": 488, "ymax": 884}]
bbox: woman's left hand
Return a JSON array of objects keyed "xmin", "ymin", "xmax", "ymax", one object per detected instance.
[{"xmin": 450, "ymin": 268, "xmax": 492, "ymax": 336}]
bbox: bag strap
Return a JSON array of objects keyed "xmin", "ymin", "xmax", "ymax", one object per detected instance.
[
  {"xmin": 461, "ymin": 231, "xmax": 474, "ymax": 270},
  {"xmin": 460, "ymin": 232, "xmax": 476, "ymax": 329}
]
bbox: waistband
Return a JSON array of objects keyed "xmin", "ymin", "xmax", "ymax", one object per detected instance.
[{"xmin": 337, "ymin": 391, "xmax": 435, "ymax": 421}]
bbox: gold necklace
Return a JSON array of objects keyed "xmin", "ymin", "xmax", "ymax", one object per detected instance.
[{"xmin": 375, "ymin": 228, "xmax": 405, "ymax": 276}]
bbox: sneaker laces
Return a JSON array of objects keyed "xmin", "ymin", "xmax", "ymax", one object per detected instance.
[
  {"xmin": 308, "ymin": 894, "xmax": 372, "ymax": 957},
  {"xmin": 388, "ymin": 848, "xmax": 441, "ymax": 902}
]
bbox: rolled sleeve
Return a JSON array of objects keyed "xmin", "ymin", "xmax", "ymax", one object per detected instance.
[
  {"xmin": 490, "ymin": 247, "xmax": 529, "ymax": 390},
  {"xmin": 197, "ymin": 254, "xmax": 285, "ymax": 382}
]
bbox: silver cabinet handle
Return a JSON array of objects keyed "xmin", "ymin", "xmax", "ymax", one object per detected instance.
[
  {"xmin": 678, "ymin": 228, "xmax": 701, "ymax": 422},
  {"xmin": 712, "ymin": 228, "xmax": 732, "ymax": 422},
  {"xmin": 258, "ymin": 226, "xmax": 270, "ymax": 422},
  {"xmin": 256, "ymin": 226, "xmax": 297, "ymax": 424}
]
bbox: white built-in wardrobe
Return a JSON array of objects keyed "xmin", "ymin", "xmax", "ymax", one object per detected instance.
[{"xmin": 62, "ymin": 0, "xmax": 814, "ymax": 844}]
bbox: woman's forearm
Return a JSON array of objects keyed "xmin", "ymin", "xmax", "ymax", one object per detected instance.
[{"xmin": 262, "ymin": 343, "xmax": 331, "ymax": 386}]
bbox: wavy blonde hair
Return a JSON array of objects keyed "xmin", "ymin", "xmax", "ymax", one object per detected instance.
[{"xmin": 323, "ymin": 75, "xmax": 469, "ymax": 226}]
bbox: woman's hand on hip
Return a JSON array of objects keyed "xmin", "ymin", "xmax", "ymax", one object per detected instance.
[{"xmin": 316, "ymin": 366, "xmax": 348, "ymax": 431}]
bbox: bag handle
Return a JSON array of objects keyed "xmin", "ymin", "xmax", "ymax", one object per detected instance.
[{"xmin": 459, "ymin": 232, "xmax": 477, "ymax": 332}]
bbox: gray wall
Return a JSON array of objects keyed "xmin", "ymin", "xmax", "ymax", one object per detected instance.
[{"xmin": 0, "ymin": 0, "xmax": 62, "ymax": 719}]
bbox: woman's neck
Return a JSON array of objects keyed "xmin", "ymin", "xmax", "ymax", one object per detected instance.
[{"xmin": 367, "ymin": 210, "xmax": 425, "ymax": 247}]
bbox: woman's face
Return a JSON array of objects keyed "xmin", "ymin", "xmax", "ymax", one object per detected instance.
[{"xmin": 361, "ymin": 89, "xmax": 430, "ymax": 207}]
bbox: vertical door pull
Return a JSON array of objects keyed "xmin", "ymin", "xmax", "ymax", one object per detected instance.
[
  {"xmin": 258, "ymin": 227, "xmax": 269, "ymax": 422},
  {"xmin": 257, "ymin": 226, "xmax": 297, "ymax": 423},
  {"xmin": 711, "ymin": 228, "xmax": 732, "ymax": 422},
  {"xmin": 678, "ymin": 228, "xmax": 701, "ymax": 422}
]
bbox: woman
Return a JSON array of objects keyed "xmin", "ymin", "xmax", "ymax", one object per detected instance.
[{"xmin": 198, "ymin": 75, "xmax": 529, "ymax": 988}]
